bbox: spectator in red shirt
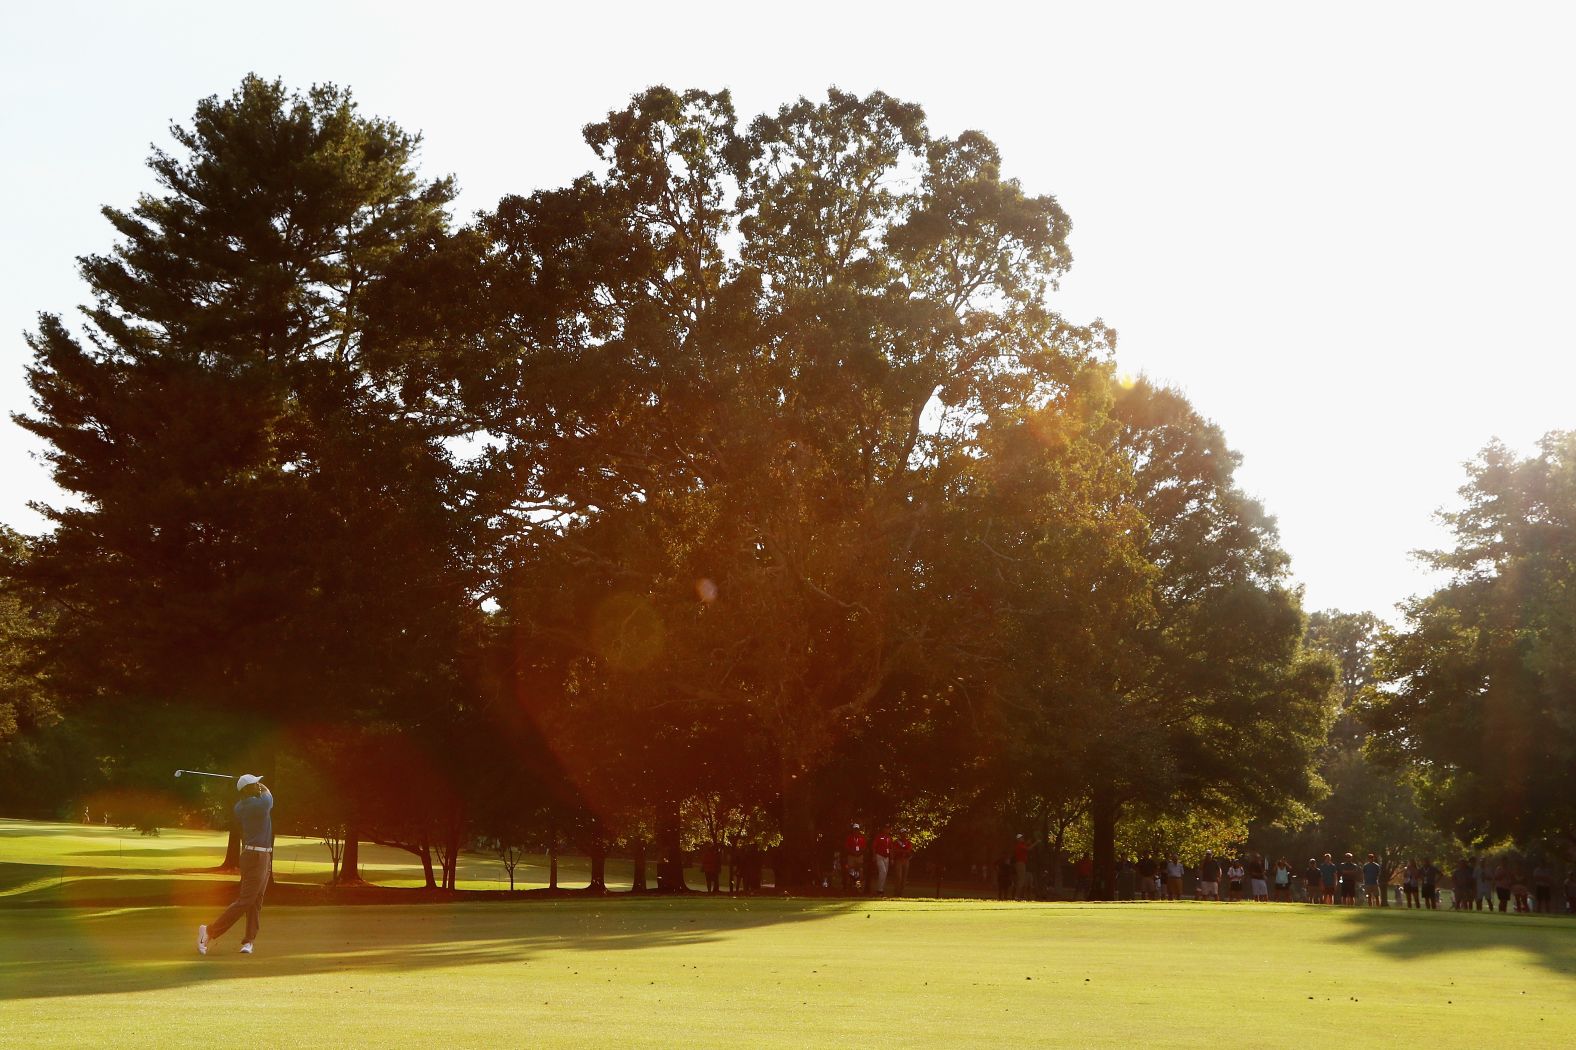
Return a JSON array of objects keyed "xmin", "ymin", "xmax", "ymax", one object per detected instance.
[
  {"xmin": 893, "ymin": 831, "xmax": 914, "ymax": 895},
  {"xmin": 1013, "ymin": 834, "xmax": 1031, "ymax": 900},
  {"xmin": 872, "ymin": 827, "xmax": 894, "ymax": 894},
  {"xmin": 842, "ymin": 823, "xmax": 866, "ymax": 894},
  {"xmin": 1074, "ymin": 853, "xmax": 1094, "ymax": 900}
]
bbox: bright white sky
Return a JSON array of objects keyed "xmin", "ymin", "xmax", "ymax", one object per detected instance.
[{"xmin": 3, "ymin": 1, "xmax": 1572, "ymax": 620}]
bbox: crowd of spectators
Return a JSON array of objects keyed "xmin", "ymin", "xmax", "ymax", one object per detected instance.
[
  {"xmin": 698, "ymin": 827, "xmax": 1575, "ymax": 910},
  {"xmin": 969, "ymin": 841, "xmax": 1576, "ymax": 914}
]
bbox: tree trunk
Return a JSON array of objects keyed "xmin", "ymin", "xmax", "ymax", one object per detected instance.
[
  {"xmin": 767, "ymin": 844, "xmax": 783, "ymax": 892},
  {"xmin": 548, "ymin": 829, "xmax": 559, "ymax": 892},
  {"xmin": 420, "ymin": 838, "xmax": 437, "ymax": 890},
  {"xmin": 587, "ymin": 835, "xmax": 607, "ymax": 893},
  {"xmin": 656, "ymin": 807, "xmax": 686, "ymax": 893},
  {"xmin": 631, "ymin": 838, "xmax": 648, "ymax": 892},
  {"xmin": 1090, "ymin": 787, "xmax": 1119, "ymax": 902},
  {"xmin": 777, "ymin": 768, "xmax": 818, "ymax": 891},
  {"xmin": 1051, "ymin": 824, "xmax": 1067, "ymax": 894},
  {"xmin": 340, "ymin": 827, "xmax": 363, "ymax": 885},
  {"xmin": 442, "ymin": 819, "xmax": 460, "ymax": 890},
  {"xmin": 219, "ymin": 822, "xmax": 241, "ymax": 872}
]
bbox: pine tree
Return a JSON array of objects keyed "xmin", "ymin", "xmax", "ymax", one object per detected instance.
[{"xmin": 12, "ymin": 77, "xmax": 468, "ymax": 855}]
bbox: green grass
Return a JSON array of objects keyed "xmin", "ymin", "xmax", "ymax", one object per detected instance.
[{"xmin": 3, "ymin": 819, "xmax": 1575, "ymax": 1048}]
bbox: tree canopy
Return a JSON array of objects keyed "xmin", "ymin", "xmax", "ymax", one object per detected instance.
[
  {"xmin": 1368, "ymin": 433, "xmax": 1576, "ymax": 851},
  {"xmin": 5, "ymin": 77, "xmax": 1349, "ymax": 886}
]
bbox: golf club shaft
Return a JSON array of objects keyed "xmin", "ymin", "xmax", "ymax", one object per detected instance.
[{"xmin": 175, "ymin": 769, "xmax": 234, "ymax": 780}]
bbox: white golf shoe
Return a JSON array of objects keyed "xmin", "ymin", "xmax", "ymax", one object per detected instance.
[
  {"xmin": 239, "ymin": 942, "xmax": 254, "ymax": 955},
  {"xmin": 197, "ymin": 925, "xmax": 208, "ymax": 955}
]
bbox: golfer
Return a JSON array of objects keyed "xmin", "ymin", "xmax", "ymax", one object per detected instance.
[{"xmin": 197, "ymin": 774, "xmax": 272, "ymax": 956}]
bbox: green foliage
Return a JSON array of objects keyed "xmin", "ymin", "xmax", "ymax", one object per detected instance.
[
  {"xmin": 11, "ymin": 78, "xmax": 1346, "ymax": 872},
  {"xmin": 11, "ymin": 77, "xmax": 472, "ymax": 839},
  {"xmin": 1320, "ymin": 745, "xmax": 1457, "ymax": 864},
  {"xmin": 1306, "ymin": 609, "xmax": 1383, "ymax": 745},
  {"xmin": 1369, "ymin": 433, "xmax": 1576, "ymax": 849},
  {"xmin": 1247, "ymin": 607, "xmax": 1455, "ymax": 876},
  {"xmin": 1104, "ymin": 806, "xmax": 1249, "ymax": 864},
  {"xmin": 989, "ymin": 378, "xmax": 1336, "ymax": 883},
  {"xmin": 1108, "ymin": 379, "xmax": 1337, "ymax": 826},
  {"xmin": 0, "ymin": 528, "xmax": 55, "ymax": 746},
  {"xmin": 428, "ymin": 86, "xmax": 1114, "ymax": 881}
]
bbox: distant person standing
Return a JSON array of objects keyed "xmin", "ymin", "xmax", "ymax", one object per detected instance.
[
  {"xmin": 892, "ymin": 830, "xmax": 914, "ymax": 895},
  {"xmin": 1532, "ymin": 862, "xmax": 1554, "ymax": 914},
  {"xmin": 1493, "ymin": 860, "xmax": 1514, "ymax": 912},
  {"xmin": 1165, "ymin": 855, "xmax": 1184, "ymax": 901},
  {"xmin": 872, "ymin": 827, "xmax": 894, "ymax": 895},
  {"xmin": 198, "ymin": 774, "xmax": 273, "ymax": 956},
  {"xmin": 1197, "ymin": 852, "xmax": 1221, "ymax": 901},
  {"xmin": 1319, "ymin": 853, "xmax": 1338, "ymax": 905},
  {"xmin": 997, "ymin": 854, "xmax": 1014, "ymax": 900},
  {"xmin": 1028, "ymin": 835, "xmax": 1049, "ymax": 897},
  {"xmin": 1134, "ymin": 856, "xmax": 1154, "ymax": 900},
  {"xmin": 1563, "ymin": 869, "xmax": 1576, "ymax": 915},
  {"xmin": 1512, "ymin": 871, "xmax": 1532, "ymax": 913},
  {"xmin": 1012, "ymin": 835, "xmax": 1031, "ymax": 900},
  {"xmin": 842, "ymin": 823, "xmax": 866, "ymax": 894},
  {"xmin": 1362, "ymin": 853, "xmax": 1383, "ymax": 907},
  {"xmin": 1421, "ymin": 858, "xmax": 1441, "ymax": 910},
  {"xmin": 730, "ymin": 837, "xmax": 747, "ymax": 893},
  {"xmin": 1226, "ymin": 858, "xmax": 1245, "ymax": 902},
  {"xmin": 1402, "ymin": 859, "xmax": 1421, "ymax": 909},
  {"xmin": 1452, "ymin": 859, "xmax": 1475, "ymax": 910},
  {"xmin": 1247, "ymin": 855, "xmax": 1268, "ymax": 902},
  {"xmin": 1337, "ymin": 853, "xmax": 1360, "ymax": 905},
  {"xmin": 1272, "ymin": 858, "xmax": 1292, "ymax": 902},
  {"xmin": 1474, "ymin": 856, "xmax": 1495, "ymax": 912},
  {"xmin": 1302, "ymin": 858, "xmax": 1322, "ymax": 904},
  {"xmin": 700, "ymin": 840, "xmax": 721, "ymax": 894},
  {"xmin": 1074, "ymin": 853, "xmax": 1093, "ymax": 900}
]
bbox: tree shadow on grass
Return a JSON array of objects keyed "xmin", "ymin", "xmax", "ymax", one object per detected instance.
[
  {"xmin": 0, "ymin": 863, "xmax": 69, "ymax": 894},
  {"xmin": 1326, "ymin": 906, "xmax": 1576, "ymax": 979},
  {"xmin": 0, "ymin": 863, "xmax": 241, "ymax": 903},
  {"xmin": 0, "ymin": 824, "xmax": 89, "ymax": 837},
  {"xmin": 0, "ymin": 896, "xmax": 860, "ymax": 1002},
  {"xmin": 64, "ymin": 847, "xmax": 229, "ymax": 859}
]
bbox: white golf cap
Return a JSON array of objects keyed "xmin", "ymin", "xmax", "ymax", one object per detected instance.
[{"xmin": 236, "ymin": 773, "xmax": 265, "ymax": 790}]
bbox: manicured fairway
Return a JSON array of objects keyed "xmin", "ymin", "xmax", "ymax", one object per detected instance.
[
  {"xmin": 3, "ymin": 821, "xmax": 1574, "ymax": 1048},
  {"xmin": 6, "ymin": 898, "xmax": 1576, "ymax": 1047}
]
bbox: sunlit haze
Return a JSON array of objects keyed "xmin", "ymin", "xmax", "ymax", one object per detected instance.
[{"xmin": 3, "ymin": 1, "xmax": 1572, "ymax": 620}]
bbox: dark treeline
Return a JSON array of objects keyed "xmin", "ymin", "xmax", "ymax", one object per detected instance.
[{"xmin": 1, "ymin": 78, "xmax": 1570, "ymax": 892}]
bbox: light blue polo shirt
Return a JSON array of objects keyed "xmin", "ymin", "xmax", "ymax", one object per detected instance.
[{"xmin": 235, "ymin": 791, "xmax": 273, "ymax": 848}]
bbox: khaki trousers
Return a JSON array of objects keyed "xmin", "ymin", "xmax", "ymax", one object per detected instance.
[{"xmin": 209, "ymin": 849, "xmax": 271, "ymax": 944}]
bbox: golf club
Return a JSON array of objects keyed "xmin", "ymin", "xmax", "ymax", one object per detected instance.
[{"xmin": 173, "ymin": 769, "xmax": 242, "ymax": 781}]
